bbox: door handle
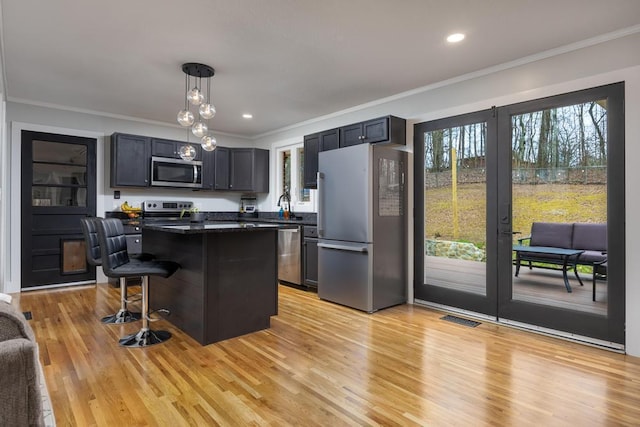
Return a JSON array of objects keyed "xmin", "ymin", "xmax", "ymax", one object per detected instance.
[
  {"xmin": 317, "ymin": 172, "xmax": 324, "ymax": 238},
  {"xmin": 500, "ymin": 203, "xmax": 511, "ymax": 224},
  {"xmin": 318, "ymin": 243, "xmax": 368, "ymax": 253}
]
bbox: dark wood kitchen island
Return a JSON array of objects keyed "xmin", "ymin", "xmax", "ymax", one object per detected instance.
[{"xmin": 142, "ymin": 222, "xmax": 293, "ymax": 345}]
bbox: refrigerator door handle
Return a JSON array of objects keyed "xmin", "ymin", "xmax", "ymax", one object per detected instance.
[
  {"xmin": 317, "ymin": 243, "xmax": 368, "ymax": 253},
  {"xmin": 317, "ymin": 172, "xmax": 324, "ymax": 238}
]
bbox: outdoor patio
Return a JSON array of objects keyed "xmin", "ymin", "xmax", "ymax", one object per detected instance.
[{"xmin": 424, "ymin": 256, "xmax": 607, "ymax": 316}]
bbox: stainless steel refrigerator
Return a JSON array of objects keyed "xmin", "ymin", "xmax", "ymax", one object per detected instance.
[{"xmin": 317, "ymin": 143, "xmax": 407, "ymax": 312}]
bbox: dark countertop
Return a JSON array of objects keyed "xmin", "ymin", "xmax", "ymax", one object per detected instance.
[
  {"xmin": 143, "ymin": 222, "xmax": 298, "ymax": 234},
  {"xmin": 249, "ymin": 217, "xmax": 317, "ymax": 226},
  {"xmin": 107, "ymin": 211, "xmax": 317, "ymax": 227}
]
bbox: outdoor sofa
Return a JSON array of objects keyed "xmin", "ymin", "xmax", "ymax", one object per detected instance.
[{"xmin": 515, "ymin": 222, "xmax": 607, "ymax": 299}]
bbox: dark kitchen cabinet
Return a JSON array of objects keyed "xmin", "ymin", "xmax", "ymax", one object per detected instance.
[
  {"xmin": 320, "ymin": 128, "xmax": 339, "ymax": 151},
  {"xmin": 110, "ymin": 133, "xmax": 150, "ymax": 187},
  {"xmin": 230, "ymin": 148, "xmax": 269, "ymax": 192},
  {"xmin": 303, "ymin": 226, "xmax": 318, "ymax": 289},
  {"xmin": 303, "ymin": 133, "xmax": 320, "ymax": 188},
  {"xmin": 214, "ymin": 147, "xmax": 269, "ymax": 192},
  {"xmin": 303, "ymin": 129, "xmax": 339, "ymax": 189},
  {"xmin": 340, "ymin": 116, "xmax": 405, "ymax": 147},
  {"xmin": 213, "ymin": 147, "xmax": 230, "ymax": 190},
  {"xmin": 151, "ymin": 138, "xmax": 201, "ymax": 160},
  {"xmin": 303, "ymin": 116, "xmax": 406, "ymax": 189},
  {"xmin": 202, "ymin": 147, "xmax": 216, "ymax": 190},
  {"xmin": 340, "ymin": 122, "xmax": 366, "ymax": 147}
]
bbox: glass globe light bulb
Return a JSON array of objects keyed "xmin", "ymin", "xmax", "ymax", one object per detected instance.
[
  {"xmin": 187, "ymin": 87, "xmax": 204, "ymax": 105},
  {"xmin": 178, "ymin": 144, "xmax": 196, "ymax": 161},
  {"xmin": 201, "ymin": 135, "xmax": 217, "ymax": 152},
  {"xmin": 199, "ymin": 103, "xmax": 216, "ymax": 119},
  {"xmin": 191, "ymin": 121, "xmax": 208, "ymax": 138},
  {"xmin": 177, "ymin": 109, "xmax": 195, "ymax": 127}
]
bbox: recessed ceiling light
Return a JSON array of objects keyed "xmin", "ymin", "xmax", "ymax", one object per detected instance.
[
  {"xmin": 447, "ymin": 33, "xmax": 465, "ymax": 43},
  {"xmin": 242, "ymin": 113, "xmax": 253, "ymax": 119}
]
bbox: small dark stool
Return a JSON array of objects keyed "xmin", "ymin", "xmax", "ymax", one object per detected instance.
[
  {"xmin": 81, "ymin": 217, "xmax": 144, "ymax": 324},
  {"xmin": 95, "ymin": 218, "xmax": 180, "ymax": 347}
]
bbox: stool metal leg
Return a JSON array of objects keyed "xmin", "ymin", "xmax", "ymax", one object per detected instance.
[
  {"xmin": 101, "ymin": 278, "xmax": 142, "ymax": 324},
  {"xmin": 119, "ymin": 276, "xmax": 171, "ymax": 348}
]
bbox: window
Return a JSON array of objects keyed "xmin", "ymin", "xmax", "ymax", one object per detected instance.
[{"xmin": 276, "ymin": 143, "xmax": 314, "ymax": 211}]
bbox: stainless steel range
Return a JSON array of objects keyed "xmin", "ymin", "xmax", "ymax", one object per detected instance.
[
  {"xmin": 142, "ymin": 200, "xmax": 195, "ymax": 223},
  {"xmin": 143, "ymin": 200, "xmax": 194, "ymax": 214}
]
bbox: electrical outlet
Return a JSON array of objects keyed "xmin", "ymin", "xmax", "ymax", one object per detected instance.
[{"xmin": 114, "ymin": 190, "xmax": 120, "ymax": 199}]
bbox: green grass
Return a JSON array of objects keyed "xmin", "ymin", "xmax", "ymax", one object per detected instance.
[{"xmin": 425, "ymin": 183, "xmax": 607, "ymax": 247}]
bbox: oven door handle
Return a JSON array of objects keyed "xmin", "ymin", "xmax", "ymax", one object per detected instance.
[{"xmin": 193, "ymin": 164, "xmax": 199, "ymax": 184}]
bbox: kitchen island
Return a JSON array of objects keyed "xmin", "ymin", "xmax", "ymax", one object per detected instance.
[{"xmin": 142, "ymin": 222, "xmax": 295, "ymax": 345}]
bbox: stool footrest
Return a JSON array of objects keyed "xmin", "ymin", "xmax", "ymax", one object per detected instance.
[
  {"xmin": 123, "ymin": 294, "xmax": 142, "ymax": 304},
  {"xmin": 101, "ymin": 309, "xmax": 141, "ymax": 324},
  {"xmin": 119, "ymin": 328, "xmax": 171, "ymax": 348},
  {"xmin": 146, "ymin": 308, "xmax": 170, "ymax": 322}
]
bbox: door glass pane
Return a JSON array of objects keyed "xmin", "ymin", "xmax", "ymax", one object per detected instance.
[
  {"xmin": 281, "ymin": 150, "xmax": 291, "ymax": 193},
  {"xmin": 33, "ymin": 140, "xmax": 87, "ymax": 164},
  {"xmin": 33, "ymin": 163, "xmax": 87, "ymax": 184},
  {"xmin": 31, "ymin": 140, "xmax": 88, "ymax": 207},
  {"xmin": 424, "ymin": 123, "xmax": 487, "ymax": 296},
  {"xmin": 297, "ymin": 147, "xmax": 310, "ymax": 202},
  {"xmin": 511, "ymin": 100, "xmax": 608, "ymax": 315}
]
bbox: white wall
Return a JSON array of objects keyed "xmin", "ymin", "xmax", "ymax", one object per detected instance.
[
  {"xmin": 255, "ymin": 33, "xmax": 640, "ymax": 356},
  {"xmin": 0, "ymin": 98, "xmax": 6, "ymax": 295}
]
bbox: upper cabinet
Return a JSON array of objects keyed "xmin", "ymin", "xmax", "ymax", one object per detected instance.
[
  {"xmin": 214, "ymin": 147, "xmax": 269, "ymax": 192},
  {"xmin": 151, "ymin": 138, "xmax": 202, "ymax": 160},
  {"xmin": 110, "ymin": 133, "xmax": 151, "ymax": 187},
  {"xmin": 320, "ymin": 129, "xmax": 340, "ymax": 151},
  {"xmin": 213, "ymin": 147, "xmax": 230, "ymax": 190},
  {"xmin": 109, "ymin": 132, "xmax": 269, "ymax": 192},
  {"xmin": 340, "ymin": 116, "xmax": 395, "ymax": 147},
  {"xmin": 303, "ymin": 134, "xmax": 320, "ymax": 188},
  {"xmin": 302, "ymin": 115, "xmax": 406, "ymax": 188}
]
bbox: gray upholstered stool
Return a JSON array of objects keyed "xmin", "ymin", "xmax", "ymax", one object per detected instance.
[{"xmin": 95, "ymin": 218, "xmax": 179, "ymax": 347}]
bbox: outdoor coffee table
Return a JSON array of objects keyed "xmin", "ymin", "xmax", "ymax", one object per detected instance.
[{"xmin": 512, "ymin": 245, "xmax": 584, "ymax": 293}]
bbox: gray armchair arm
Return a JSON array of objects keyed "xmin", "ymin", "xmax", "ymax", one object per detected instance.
[{"xmin": 0, "ymin": 339, "xmax": 43, "ymax": 427}]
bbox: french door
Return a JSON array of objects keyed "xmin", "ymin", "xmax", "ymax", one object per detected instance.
[
  {"xmin": 415, "ymin": 82, "xmax": 625, "ymax": 345},
  {"xmin": 414, "ymin": 109, "xmax": 498, "ymax": 316}
]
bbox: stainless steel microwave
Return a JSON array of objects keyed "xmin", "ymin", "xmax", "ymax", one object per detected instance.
[{"xmin": 151, "ymin": 156, "xmax": 203, "ymax": 188}]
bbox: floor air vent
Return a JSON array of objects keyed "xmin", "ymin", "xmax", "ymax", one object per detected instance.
[
  {"xmin": 23, "ymin": 311, "xmax": 32, "ymax": 320},
  {"xmin": 441, "ymin": 314, "xmax": 480, "ymax": 327}
]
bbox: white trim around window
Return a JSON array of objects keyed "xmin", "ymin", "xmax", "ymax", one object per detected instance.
[{"xmin": 274, "ymin": 142, "xmax": 316, "ymax": 213}]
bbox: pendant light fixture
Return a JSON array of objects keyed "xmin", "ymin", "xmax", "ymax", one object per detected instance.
[{"xmin": 177, "ymin": 63, "xmax": 218, "ymax": 156}]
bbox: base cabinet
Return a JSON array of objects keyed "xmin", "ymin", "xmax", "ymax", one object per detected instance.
[{"xmin": 303, "ymin": 226, "xmax": 318, "ymax": 289}]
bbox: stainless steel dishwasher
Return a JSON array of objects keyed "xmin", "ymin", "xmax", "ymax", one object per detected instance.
[{"xmin": 278, "ymin": 226, "xmax": 302, "ymax": 285}]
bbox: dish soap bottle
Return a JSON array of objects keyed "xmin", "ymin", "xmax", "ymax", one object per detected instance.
[{"xmin": 278, "ymin": 206, "xmax": 284, "ymax": 218}]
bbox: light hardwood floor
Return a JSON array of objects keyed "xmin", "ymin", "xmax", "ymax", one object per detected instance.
[{"xmin": 14, "ymin": 283, "xmax": 640, "ymax": 426}]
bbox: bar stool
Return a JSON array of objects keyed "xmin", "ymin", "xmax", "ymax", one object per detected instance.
[
  {"xmin": 95, "ymin": 218, "xmax": 179, "ymax": 347},
  {"xmin": 80, "ymin": 217, "xmax": 152, "ymax": 324}
]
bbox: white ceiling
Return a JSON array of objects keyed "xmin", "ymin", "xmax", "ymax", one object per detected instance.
[{"xmin": 1, "ymin": 0, "xmax": 639, "ymax": 138}]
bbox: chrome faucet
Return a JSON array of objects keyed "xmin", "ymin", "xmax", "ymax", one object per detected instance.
[
  {"xmin": 277, "ymin": 190, "xmax": 290, "ymax": 208},
  {"xmin": 277, "ymin": 189, "xmax": 295, "ymax": 218}
]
